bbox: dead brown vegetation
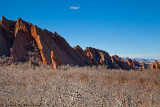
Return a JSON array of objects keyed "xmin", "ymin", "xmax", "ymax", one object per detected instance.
[{"xmin": 0, "ymin": 63, "xmax": 160, "ymax": 107}]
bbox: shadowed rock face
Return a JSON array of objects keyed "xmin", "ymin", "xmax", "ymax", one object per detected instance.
[
  {"xmin": 0, "ymin": 16, "xmax": 141, "ymax": 70},
  {"xmin": 84, "ymin": 47, "xmax": 114, "ymax": 69},
  {"xmin": 132, "ymin": 59, "xmax": 140, "ymax": 67},
  {"xmin": 0, "ymin": 27, "xmax": 9, "ymax": 56},
  {"xmin": 11, "ymin": 18, "xmax": 37, "ymax": 62},
  {"xmin": 0, "ymin": 16, "xmax": 16, "ymax": 32},
  {"xmin": 125, "ymin": 57, "xmax": 141, "ymax": 69},
  {"xmin": 50, "ymin": 32, "xmax": 86, "ymax": 66},
  {"xmin": 74, "ymin": 45, "xmax": 92, "ymax": 66},
  {"xmin": 111, "ymin": 55, "xmax": 131, "ymax": 70},
  {"xmin": 151, "ymin": 63, "xmax": 155, "ymax": 69},
  {"xmin": 0, "ymin": 16, "xmax": 16, "ymax": 56}
]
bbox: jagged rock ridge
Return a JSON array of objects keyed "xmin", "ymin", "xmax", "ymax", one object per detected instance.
[{"xmin": 0, "ymin": 16, "xmax": 142, "ymax": 70}]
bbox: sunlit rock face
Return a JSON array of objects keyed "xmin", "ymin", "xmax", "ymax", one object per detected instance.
[
  {"xmin": 151, "ymin": 60, "xmax": 160, "ymax": 70},
  {"xmin": 0, "ymin": 16, "xmax": 142, "ymax": 70},
  {"xmin": 31, "ymin": 25, "xmax": 86, "ymax": 69},
  {"xmin": 154, "ymin": 60, "xmax": 160, "ymax": 70}
]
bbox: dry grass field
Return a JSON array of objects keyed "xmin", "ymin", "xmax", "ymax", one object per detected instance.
[{"xmin": 0, "ymin": 62, "xmax": 160, "ymax": 107}]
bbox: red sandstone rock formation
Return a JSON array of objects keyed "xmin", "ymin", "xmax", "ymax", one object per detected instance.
[
  {"xmin": 111, "ymin": 55, "xmax": 131, "ymax": 70},
  {"xmin": 111, "ymin": 56, "xmax": 121, "ymax": 69},
  {"xmin": 0, "ymin": 27, "xmax": 9, "ymax": 56},
  {"xmin": 151, "ymin": 63, "xmax": 155, "ymax": 69},
  {"xmin": 74, "ymin": 45, "xmax": 92, "ymax": 65},
  {"xmin": 0, "ymin": 16, "xmax": 16, "ymax": 56},
  {"xmin": 84, "ymin": 47, "xmax": 114, "ymax": 69},
  {"xmin": 11, "ymin": 18, "xmax": 37, "ymax": 62},
  {"xmin": 126, "ymin": 57, "xmax": 133, "ymax": 67},
  {"xmin": 50, "ymin": 31, "xmax": 86, "ymax": 66},
  {"xmin": 125, "ymin": 57, "xmax": 141, "ymax": 69},
  {"xmin": 150, "ymin": 60, "xmax": 160, "ymax": 70},
  {"xmin": 132, "ymin": 59, "xmax": 139, "ymax": 66},
  {"xmin": 0, "ymin": 16, "xmax": 142, "ymax": 70},
  {"xmin": 142, "ymin": 63, "xmax": 145, "ymax": 69},
  {"xmin": 31, "ymin": 25, "xmax": 86, "ymax": 68},
  {"xmin": 0, "ymin": 16, "xmax": 16, "ymax": 32},
  {"xmin": 154, "ymin": 60, "xmax": 160, "ymax": 70}
]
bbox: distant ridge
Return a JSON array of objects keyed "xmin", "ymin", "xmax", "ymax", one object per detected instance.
[
  {"xmin": 123, "ymin": 58, "xmax": 158, "ymax": 62},
  {"xmin": 0, "ymin": 16, "xmax": 143, "ymax": 70}
]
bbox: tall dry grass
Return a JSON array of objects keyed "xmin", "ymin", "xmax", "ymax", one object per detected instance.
[{"xmin": 0, "ymin": 62, "xmax": 160, "ymax": 107}]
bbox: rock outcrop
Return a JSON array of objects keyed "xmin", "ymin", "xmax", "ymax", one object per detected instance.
[
  {"xmin": 125, "ymin": 57, "xmax": 141, "ymax": 69},
  {"xmin": 84, "ymin": 47, "xmax": 114, "ymax": 69},
  {"xmin": 132, "ymin": 59, "xmax": 140, "ymax": 67},
  {"xmin": 150, "ymin": 60, "xmax": 160, "ymax": 70},
  {"xmin": 151, "ymin": 63, "xmax": 155, "ymax": 69},
  {"xmin": 126, "ymin": 57, "xmax": 133, "ymax": 68},
  {"xmin": 155, "ymin": 60, "xmax": 160, "ymax": 69},
  {"xmin": 0, "ymin": 16, "xmax": 16, "ymax": 32},
  {"xmin": 0, "ymin": 16, "xmax": 16, "ymax": 56},
  {"xmin": 111, "ymin": 55, "xmax": 131, "ymax": 70},
  {"xmin": 11, "ymin": 18, "xmax": 37, "ymax": 62},
  {"xmin": 151, "ymin": 60, "xmax": 160, "ymax": 70},
  {"xmin": 74, "ymin": 45, "xmax": 92, "ymax": 65},
  {"xmin": 31, "ymin": 26, "xmax": 87, "ymax": 69},
  {"xmin": 142, "ymin": 63, "xmax": 146, "ymax": 69},
  {"xmin": 0, "ymin": 16, "xmax": 142, "ymax": 70},
  {"xmin": 0, "ymin": 27, "xmax": 10, "ymax": 56}
]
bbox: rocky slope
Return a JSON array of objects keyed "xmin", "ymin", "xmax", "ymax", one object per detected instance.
[{"xmin": 0, "ymin": 16, "xmax": 142, "ymax": 70}]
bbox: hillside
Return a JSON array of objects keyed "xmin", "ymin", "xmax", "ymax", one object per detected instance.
[{"xmin": 0, "ymin": 16, "xmax": 142, "ymax": 70}]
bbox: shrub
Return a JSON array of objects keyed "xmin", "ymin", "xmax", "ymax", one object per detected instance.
[{"xmin": 0, "ymin": 64, "xmax": 160, "ymax": 106}]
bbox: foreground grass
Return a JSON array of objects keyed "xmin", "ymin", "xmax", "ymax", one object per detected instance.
[{"xmin": 0, "ymin": 63, "xmax": 160, "ymax": 107}]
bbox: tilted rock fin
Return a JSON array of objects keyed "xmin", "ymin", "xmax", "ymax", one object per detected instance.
[{"xmin": 11, "ymin": 18, "xmax": 37, "ymax": 62}]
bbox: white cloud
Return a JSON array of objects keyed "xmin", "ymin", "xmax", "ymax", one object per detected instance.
[{"xmin": 70, "ymin": 6, "xmax": 80, "ymax": 10}]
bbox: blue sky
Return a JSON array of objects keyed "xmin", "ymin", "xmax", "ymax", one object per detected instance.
[{"xmin": 0, "ymin": 0, "xmax": 160, "ymax": 59}]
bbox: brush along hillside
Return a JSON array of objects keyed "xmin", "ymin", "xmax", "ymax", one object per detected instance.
[{"xmin": 0, "ymin": 62, "xmax": 159, "ymax": 106}]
